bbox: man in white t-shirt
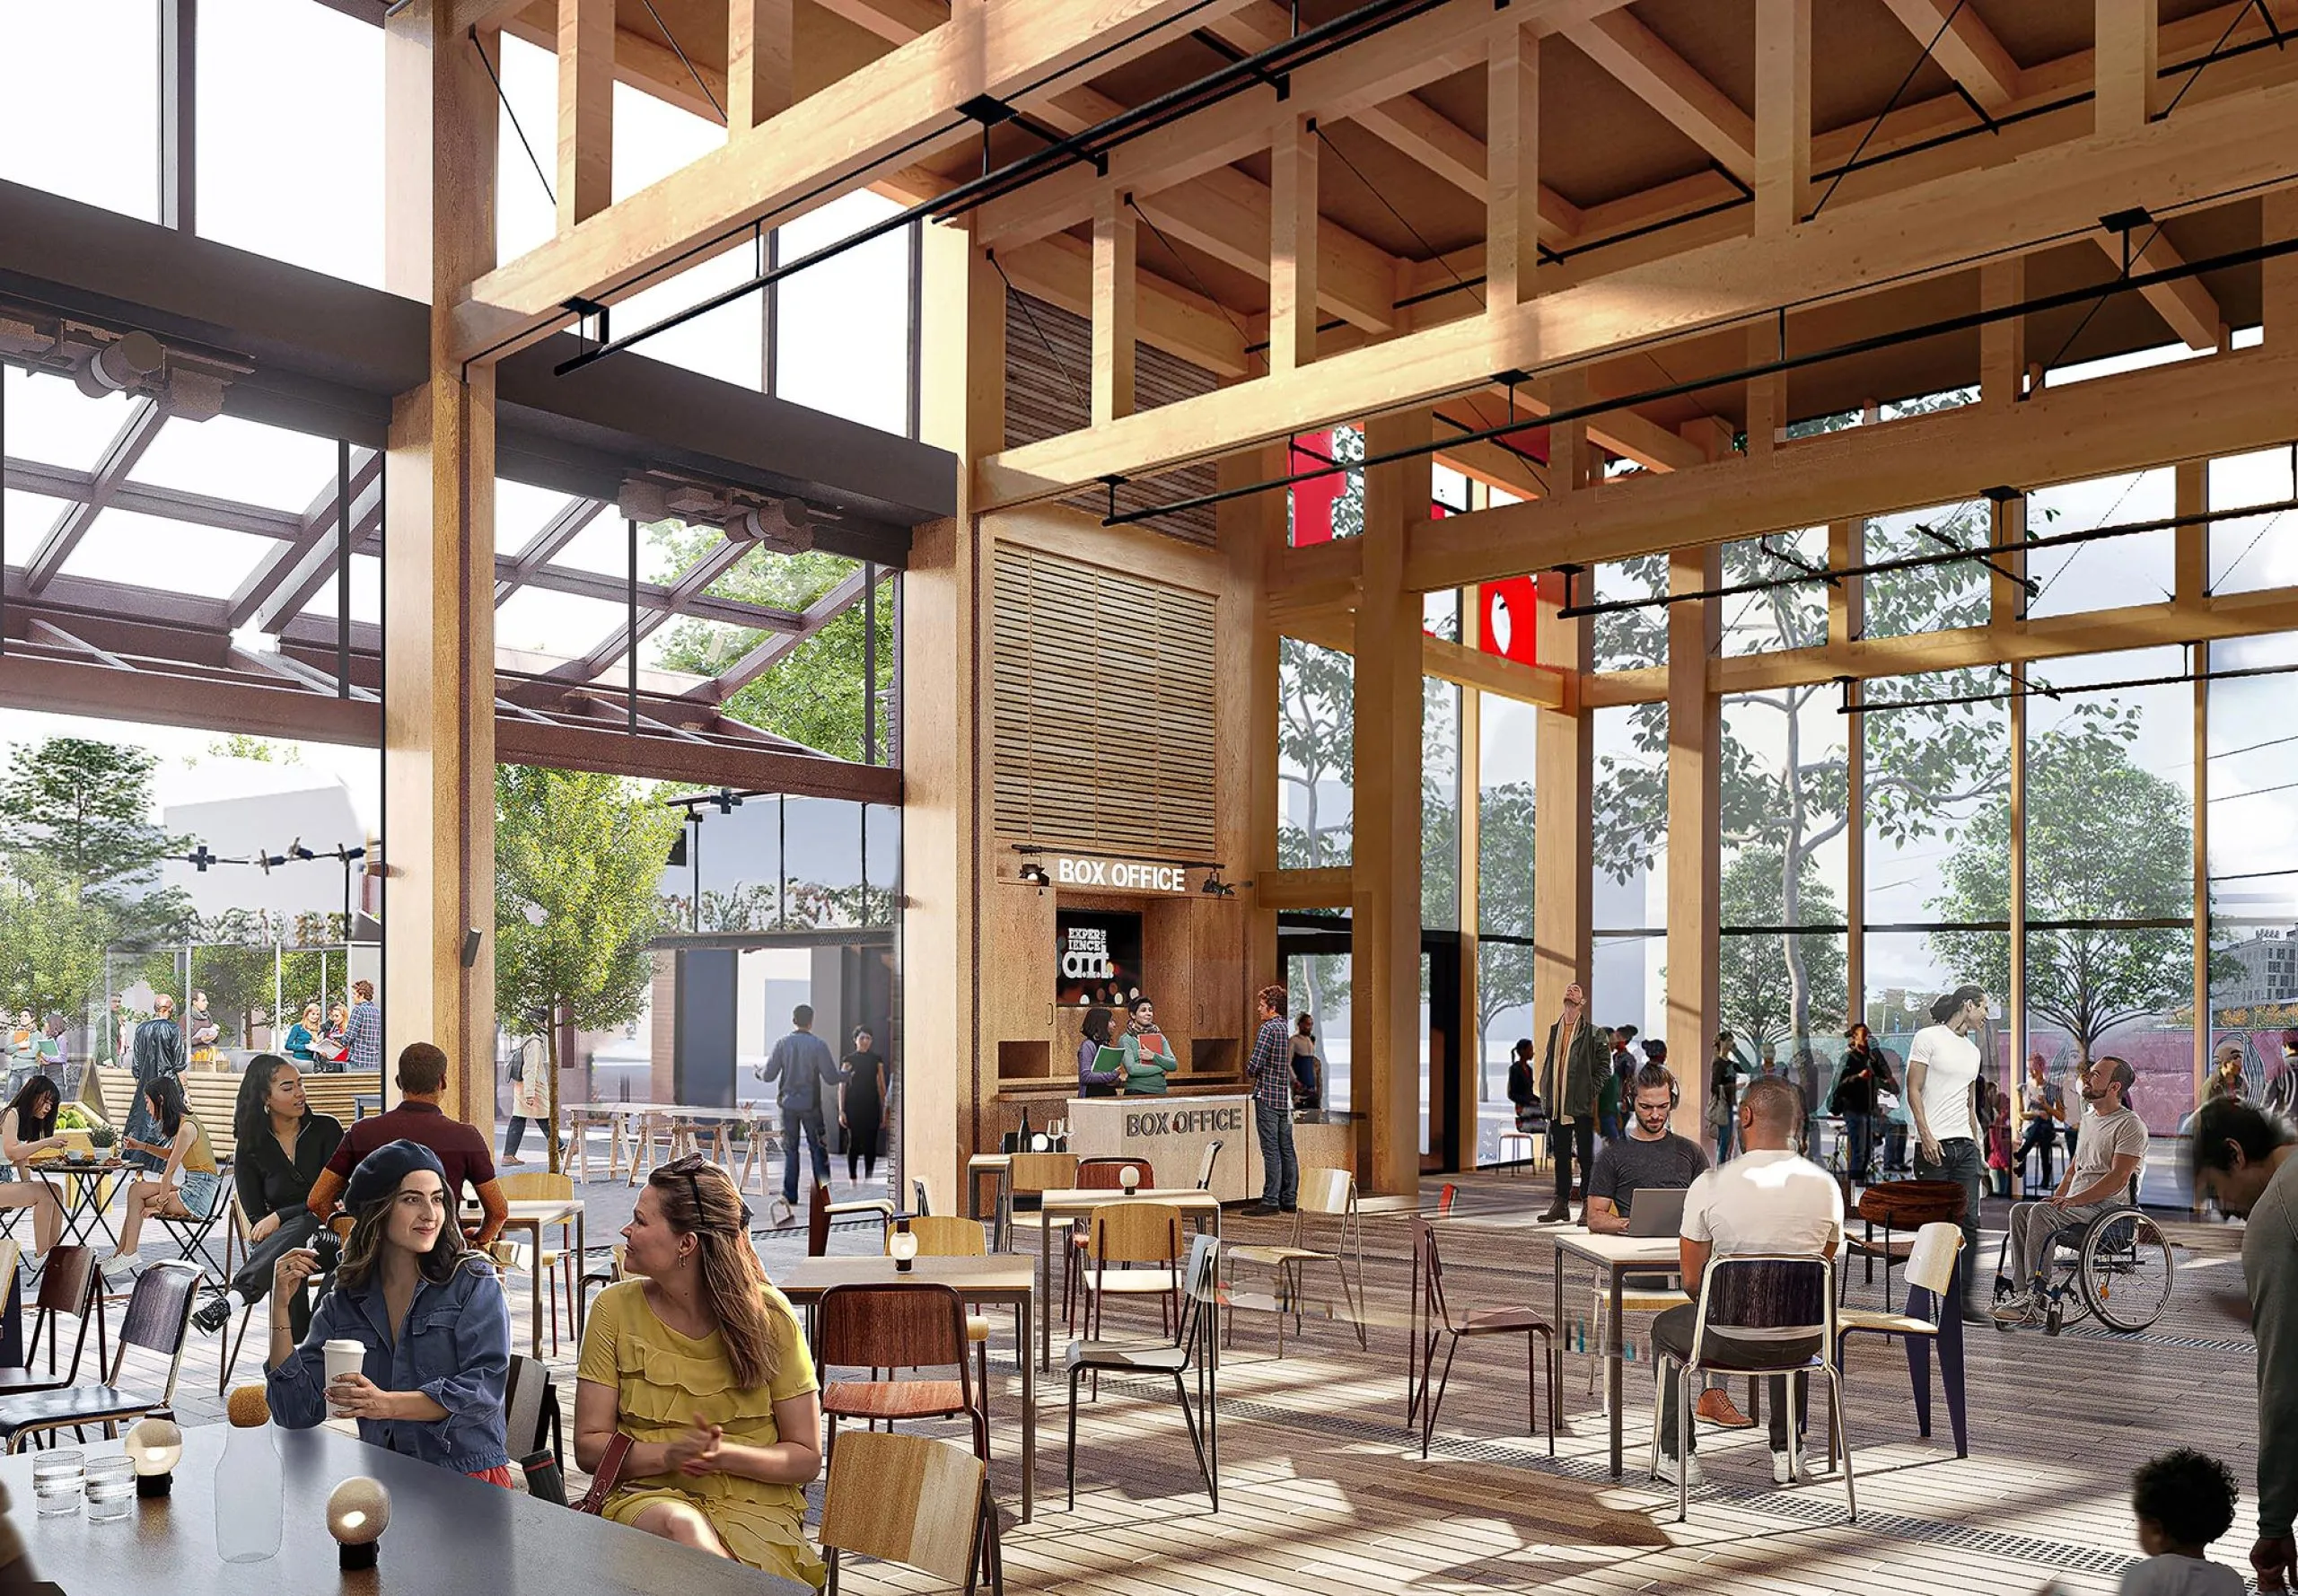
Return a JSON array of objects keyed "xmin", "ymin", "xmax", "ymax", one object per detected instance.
[
  {"xmin": 1653, "ymin": 1076, "xmax": 1845, "ymax": 1488},
  {"xmin": 1908, "ymin": 983, "xmax": 1990, "ymax": 1322},
  {"xmin": 1995, "ymin": 1055, "xmax": 2150, "ymax": 1327}
]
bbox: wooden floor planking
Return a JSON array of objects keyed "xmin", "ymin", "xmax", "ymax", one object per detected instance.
[{"xmin": 825, "ymin": 1171, "xmax": 2260, "ymax": 1594}]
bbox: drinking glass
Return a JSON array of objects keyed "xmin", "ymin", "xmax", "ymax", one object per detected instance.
[
  {"xmin": 84, "ymin": 1456, "xmax": 134, "ymax": 1522},
  {"xmin": 32, "ymin": 1450, "xmax": 84, "ymax": 1517}
]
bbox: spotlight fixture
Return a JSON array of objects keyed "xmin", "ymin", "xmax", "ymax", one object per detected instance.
[
  {"xmin": 711, "ymin": 787, "xmax": 742, "ymax": 815},
  {"xmin": 287, "ymin": 838, "xmax": 315, "ymax": 862},
  {"xmin": 74, "ymin": 329, "xmax": 163, "ymax": 399},
  {"xmin": 1200, "ymin": 871, "xmax": 1235, "ymax": 899},
  {"xmin": 187, "ymin": 845, "xmax": 217, "ymax": 873},
  {"xmin": 1018, "ymin": 862, "xmax": 1050, "ymax": 890}
]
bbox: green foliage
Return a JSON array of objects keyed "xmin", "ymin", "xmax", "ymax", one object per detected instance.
[
  {"xmin": 1422, "ymin": 680, "xmax": 1459, "ymax": 930},
  {"xmin": 1927, "ymin": 728, "xmax": 2231, "ymax": 1057},
  {"xmin": 0, "ymin": 856, "xmax": 114, "ymax": 1022},
  {"xmin": 127, "ymin": 910, "xmax": 352, "ymax": 1047},
  {"xmin": 1277, "ymin": 638, "xmax": 1353, "ymax": 869},
  {"xmin": 207, "ymin": 735, "xmax": 300, "ymax": 764},
  {"xmin": 1718, "ymin": 846, "xmax": 1848, "ymax": 1053},
  {"xmin": 1474, "ymin": 781, "xmax": 1537, "ymax": 1072},
  {"xmin": 647, "ymin": 524, "xmax": 894, "ymax": 762}
]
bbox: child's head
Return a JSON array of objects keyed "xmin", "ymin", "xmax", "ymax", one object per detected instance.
[{"xmin": 2131, "ymin": 1448, "xmax": 2239, "ymax": 1556}]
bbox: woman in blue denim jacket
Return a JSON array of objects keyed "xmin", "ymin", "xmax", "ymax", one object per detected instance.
[{"xmin": 266, "ymin": 1139, "xmax": 513, "ymax": 1483}]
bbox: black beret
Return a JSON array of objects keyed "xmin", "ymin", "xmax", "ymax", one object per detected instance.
[{"xmin": 345, "ymin": 1139, "xmax": 449, "ymax": 1212}]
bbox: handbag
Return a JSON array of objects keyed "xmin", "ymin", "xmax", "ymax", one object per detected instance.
[{"xmin": 573, "ymin": 1433, "xmax": 633, "ymax": 1515}]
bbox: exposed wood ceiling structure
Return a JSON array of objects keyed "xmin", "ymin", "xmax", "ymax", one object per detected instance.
[{"xmin": 458, "ymin": 0, "xmax": 2298, "ymax": 552}]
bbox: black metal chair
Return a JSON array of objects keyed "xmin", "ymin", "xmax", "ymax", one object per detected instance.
[
  {"xmin": 1066, "ymin": 1232, "xmax": 1220, "ymax": 1510},
  {"xmin": 0, "ymin": 1260, "xmax": 202, "ymax": 1452},
  {"xmin": 1647, "ymin": 1254, "xmax": 1854, "ymax": 1523},
  {"xmin": 0, "ymin": 1245, "xmax": 102, "ymax": 1398}
]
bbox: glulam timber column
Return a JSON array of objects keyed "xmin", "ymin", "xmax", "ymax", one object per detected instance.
[
  {"xmin": 1665, "ymin": 546, "xmax": 1720, "ymax": 1139},
  {"xmin": 382, "ymin": 1, "xmax": 498, "ymax": 1122},
  {"xmin": 1531, "ymin": 416, "xmax": 1593, "ymax": 1108},
  {"xmin": 908, "ymin": 224, "xmax": 1004, "ymax": 1210},
  {"xmin": 1226, "ymin": 445, "xmax": 1287, "ymax": 1031},
  {"xmin": 1352, "ymin": 412, "xmax": 1428, "ymax": 1197}
]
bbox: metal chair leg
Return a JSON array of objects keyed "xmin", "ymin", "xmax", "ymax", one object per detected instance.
[
  {"xmin": 1677, "ymin": 1366, "xmax": 1693, "ymax": 1523},
  {"xmin": 1065, "ymin": 1366, "xmax": 1084, "ymax": 1510},
  {"xmin": 1171, "ymin": 1372, "xmax": 1214, "ymax": 1505},
  {"xmin": 1423, "ymin": 1337, "xmax": 1460, "ymax": 1460},
  {"xmin": 1829, "ymin": 1366, "xmax": 1856, "ymax": 1521}
]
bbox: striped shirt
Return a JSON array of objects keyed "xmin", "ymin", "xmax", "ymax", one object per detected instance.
[{"xmin": 1246, "ymin": 1015, "xmax": 1292, "ymax": 1107}]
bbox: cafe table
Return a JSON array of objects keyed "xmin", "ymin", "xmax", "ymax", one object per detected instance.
[
  {"xmin": 1029, "ymin": 1188, "xmax": 1223, "ymax": 1373},
  {"xmin": 774, "ymin": 1251, "xmax": 1040, "ymax": 1521},
  {"xmin": 6, "ymin": 1423, "xmax": 811, "ymax": 1594},
  {"xmin": 1549, "ymin": 1227, "xmax": 1684, "ymax": 1480},
  {"xmin": 963, "ymin": 1152, "xmax": 1012, "ymax": 1224},
  {"xmin": 26, "ymin": 1157, "xmax": 127, "ymax": 1257},
  {"xmin": 474, "ymin": 1197, "xmax": 586, "ymax": 1360}
]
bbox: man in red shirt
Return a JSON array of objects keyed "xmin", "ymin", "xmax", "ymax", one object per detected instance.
[{"xmin": 307, "ymin": 1042, "xmax": 509, "ymax": 1247}]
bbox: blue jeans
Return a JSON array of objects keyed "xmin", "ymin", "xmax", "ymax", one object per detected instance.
[
  {"xmin": 781, "ymin": 1106, "xmax": 830, "ymax": 1203},
  {"xmin": 1916, "ymin": 1136, "xmax": 1987, "ymax": 1298},
  {"xmin": 1254, "ymin": 1099, "xmax": 1298, "ymax": 1208},
  {"xmin": 1845, "ymin": 1112, "xmax": 1875, "ymax": 1179}
]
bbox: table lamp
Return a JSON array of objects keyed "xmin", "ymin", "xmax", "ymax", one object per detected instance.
[
  {"xmin": 890, "ymin": 1217, "xmax": 918, "ymax": 1274},
  {"xmin": 1030, "ymin": 1133, "xmax": 1051, "ymax": 1153},
  {"xmin": 1119, "ymin": 1164, "xmax": 1141, "ymax": 1196},
  {"xmin": 125, "ymin": 1414, "xmax": 183, "ymax": 1497},
  {"xmin": 326, "ymin": 1477, "xmax": 390, "ymax": 1570}
]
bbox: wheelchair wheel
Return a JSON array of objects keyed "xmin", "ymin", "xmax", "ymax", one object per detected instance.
[{"xmin": 2077, "ymin": 1210, "xmax": 2173, "ymax": 1332}]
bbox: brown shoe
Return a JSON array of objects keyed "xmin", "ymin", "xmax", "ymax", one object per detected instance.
[{"xmin": 1696, "ymin": 1388, "xmax": 1755, "ymax": 1429}]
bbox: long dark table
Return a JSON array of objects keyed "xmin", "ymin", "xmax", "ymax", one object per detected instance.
[{"xmin": 4, "ymin": 1423, "xmax": 813, "ymax": 1593}]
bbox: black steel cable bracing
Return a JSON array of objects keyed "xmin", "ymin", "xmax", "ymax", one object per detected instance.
[
  {"xmin": 470, "ymin": 29, "xmax": 555, "ymax": 210},
  {"xmin": 1807, "ymin": 0, "xmax": 1971, "ymax": 223},
  {"xmin": 1845, "ymin": 657, "xmax": 2298, "ymax": 716}
]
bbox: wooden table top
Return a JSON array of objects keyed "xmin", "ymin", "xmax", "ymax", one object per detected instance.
[
  {"xmin": 772, "ymin": 1253, "xmax": 1038, "ymax": 1300},
  {"xmin": 6, "ymin": 1423, "xmax": 810, "ymax": 1594},
  {"xmin": 1550, "ymin": 1231, "xmax": 1684, "ymax": 1267},
  {"xmin": 1039, "ymin": 1187, "xmax": 1220, "ymax": 1210}
]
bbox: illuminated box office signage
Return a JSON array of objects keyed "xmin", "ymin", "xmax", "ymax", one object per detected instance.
[
  {"xmin": 1056, "ymin": 908, "xmax": 1144, "ymax": 1006},
  {"xmin": 1051, "ymin": 855, "xmax": 1192, "ymax": 892}
]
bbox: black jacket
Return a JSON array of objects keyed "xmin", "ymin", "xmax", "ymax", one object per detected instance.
[{"xmin": 234, "ymin": 1112, "xmax": 346, "ymax": 1224}]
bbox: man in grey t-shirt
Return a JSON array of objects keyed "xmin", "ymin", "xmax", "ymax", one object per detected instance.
[
  {"xmin": 1584, "ymin": 1064, "xmax": 1710, "ymax": 1232},
  {"xmin": 1994, "ymin": 1055, "xmax": 2149, "ymax": 1327},
  {"xmin": 759, "ymin": 1004, "xmax": 843, "ymax": 1210}
]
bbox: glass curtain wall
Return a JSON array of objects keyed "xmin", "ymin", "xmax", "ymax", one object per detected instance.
[{"xmin": 1592, "ymin": 703, "xmax": 1667, "ymax": 1039}]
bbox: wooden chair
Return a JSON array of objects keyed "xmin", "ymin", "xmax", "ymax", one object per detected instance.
[
  {"xmin": 893, "ymin": 1218, "xmax": 1000, "ymax": 1401},
  {"xmin": 1066, "ymin": 1232, "xmax": 1220, "ymax": 1511},
  {"xmin": 579, "ymin": 1244, "xmax": 627, "ymax": 1319},
  {"xmin": 1836, "ymin": 1221, "xmax": 1967, "ymax": 1458},
  {"xmin": 1194, "ymin": 1139, "xmax": 1223, "ymax": 1192},
  {"xmin": 1406, "ymin": 1216, "xmax": 1554, "ymax": 1460},
  {"xmin": 0, "ymin": 1247, "xmax": 101, "ymax": 1399},
  {"xmin": 1225, "ymin": 1166, "xmax": 1365, "ymax": 1355},
  {"xmin": 1072, "ymin": 1203, "xmax": 1185, "ymax": 1341},
  {"xmin": 821, "ymin": 1429, "xmax": 1004, "ymax": 1595},
  {"xmin": 1647, "ymin": 1255, "xmax": 1854, "ymax": 1523},
  {"xmin": 496, "ymin": 1171, "xmax": 579, "ymax": 1355},
  {"xmin": 996, "ymin": 1153, "xmax": 1075, "ymax": 1254},
  {"xmin": 0, "ymin": 1261, "xmax": 202, "ymax": 1452},
  {"xmin": 1059, "ymin": 1160, "xmax": 1157, "ymax": 1325},
  {"xmin": 1842, "ymin": 1180, "xmax": 1964, "ymax": 1307},
  {"xmin": 817, "ymin": 1283, "xmax": 988, "ymax": 1463}
]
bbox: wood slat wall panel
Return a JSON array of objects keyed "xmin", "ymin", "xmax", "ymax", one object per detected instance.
[
  {"xmin": 990, "ymin": 542, "xmax": 1217, "ymax": 857},
  {"xmin": 1004, "ymin": 288, "xmax": 1220, "ymax": 548}
]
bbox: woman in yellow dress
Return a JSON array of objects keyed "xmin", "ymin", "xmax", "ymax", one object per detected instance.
[{"xmin": 574, "ymin": 1154, "xmax": 824, "ymax": 1584}]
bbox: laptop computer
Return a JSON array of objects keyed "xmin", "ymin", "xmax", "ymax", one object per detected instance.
[{"xmin": 1625, "ymin": 1186, "xmax": 1689, "ymax": 1238}]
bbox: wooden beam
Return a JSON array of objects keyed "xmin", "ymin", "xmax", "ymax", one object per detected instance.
[
  {"xmin": 1979, "ymin": 254, "xmax": 2026, "ymax": 407},
  {"xmin": 1423, "ymin": 634, "xmax": 1566, "ymax": 708},
  {"xmin": 976, "ymin": 80, "xmax": 2298, "ymax": 508},
  {"xmin": 1568, "ymin": 7, "xmax": 1755, "ymax": 180},
  {"xmin": 459, "ymin": 0, "xmax": 1244, "ymax": 355},
  {"xmin": 811, "ymin": 0, "xmax": 950, "ymax": 48},
  {"xmin": 1135, "ymin": 167, "xmax": 1395, "ymax": 335},
  {"xmin": 555, "ymin": 0, "xmax": 614, "ymax": 230},
  {"xmin": 1410, "ymin": 340, "xmax": 2298, "ymax": 591},
  {"xmin": 1486, "ymin": 18, "xmax": 1539, "ymax": 308},
  {"xmin": 2271, "ymin": 187, "xmax": 2298, "ymax": 341},
  {"xmin": 995, "ymin": 233, "xmax": 1249, "ymax": 379},
  {"xmin": 727, "ymin": 0, "xmax": 794, "ymax": 130},
  {"xmin": 1664, "ymin": 543, "xmax": 1719, "ymax": 1137},
  {"xmin": 1258, "ymin": 865, "xmax": 1353, "ymax": 910},
  {"xmin": 1877, "ymin": 0, "xmax": 2022, "ymax": 112},
  {"xmin": 1091, "ymin": 192, "xmax": 1137, "ymax": 425},
  {"xmin": 2095, "ymin": 228, "xmax": 2221, "ymax": 351},
  {"xmin": 1269, "ymin": 113, "xmax": 1319, "ymax": 377},
  {"xmin": 2096, "ymin": 0, "xmax": 2162, "ymax": 132},
  {"xmin": 1753, "ymin": 0, "xmax": 1811, "ymax": 235}
]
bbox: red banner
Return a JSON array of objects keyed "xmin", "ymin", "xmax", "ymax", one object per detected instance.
[
  {"xmin": 1479, "ymin": 576, "xmax": 1539, "ymax": 664},
  {"xmin": 1289, "ymin": 431, "xmax": 1343, "ymax": 546}
]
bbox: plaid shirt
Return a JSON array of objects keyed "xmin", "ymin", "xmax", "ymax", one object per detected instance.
[
  {"xmin": 1246, "ymin": 1015, "xmax": 1293, "ymax": 1107},
  {"xmin": 345, "ymin": 1000, "xmax": 382, "ymax": 1072}
]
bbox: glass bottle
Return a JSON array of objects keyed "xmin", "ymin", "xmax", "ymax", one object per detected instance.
[{"xmin": 215, "ymin": 1407, "xmax": 283, "ymax": 1562}]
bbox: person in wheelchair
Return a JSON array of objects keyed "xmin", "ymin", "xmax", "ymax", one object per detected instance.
[{"xmin": 1994, "ymin": 1055, "xmax": 2148, "ymax": 1329}]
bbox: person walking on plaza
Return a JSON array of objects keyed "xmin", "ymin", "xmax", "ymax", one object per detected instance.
[
  {"xmin": 501, "ymin": 1015, "xmax": 550, "ymax": 1166},
  {"xmin": 1537, "ymin": 981, "xmax": 1607, "ymax": 1223},
  {"xmin": 123, "ymin": 993, "xmax": 186, "ymax": 1173},
  {"xmin": 1832, "ymin": 1024, "xmax": 1880, "ymax": 1183},
  {"xmin": 1908, "ymin": 984, "xmax": 1992, "ymax": 1323},
  {"xmin": 307, "ymin": 1043, "xmax": 508, "ymax": 1250},
  {"xmin": 268, "ymin": 1141, "xmax": 513, "ymax": 1486},
  {"xmin": 838, "ymin": 1026, "xmax": 887, "ymax": 1183},
  {"xmin": 191, "ymin": 1055, "xmax": 345, "ymax": 1337},
  {"xmin": 1653, "ymin": 1076, "xmax": 1844, "ymax": 1486},
  {"xmin": 1244, "ymin": 984, "xmax": 1298, "ymax": 1216},
  {"xmin": 2015, "ymin": 1051, "xmax": 2066, "ymax": 1191},
  {"xmin": 758, "ymin": 1004, "xmax": 840, "ymax": 1216},
  {"xmin": 2206, "ymin": 1043, "xmax": 2248, "ymax": 1104},
  {"xmin": 343, "ymin": 979, "xmax": 382, "ymax": 1075},
  {"xmin": 1707, "ymin": 1031, "xmax": 1743, "ymax": 1164},
  {"xmin": 2188, "ymin": 1098, "xmax": 2298, "ymax": 1592},
  {"xmin": 1995, "ymin": 1056, "xmax": 2148, "ymax": 1328},
  {"xmin": 1291, "ymin": 1013, "xmax": 1323, "ymax": 1111}
]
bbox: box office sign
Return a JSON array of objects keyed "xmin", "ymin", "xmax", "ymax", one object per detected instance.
[
  {"xmin": 1123, "ymin": 1104, "xmax": 1244, "ymax": 1138},
  {"xmin": 1049, "ymin": 855, "xmax": 1195, "ymax": 892}
]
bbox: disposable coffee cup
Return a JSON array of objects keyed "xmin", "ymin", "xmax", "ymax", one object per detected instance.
[{"xmin": 323, "ymin": 1339, "xmax": 365, "ymax": 1416}]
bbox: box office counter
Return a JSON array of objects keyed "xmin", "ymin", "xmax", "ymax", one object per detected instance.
[{"xmin": 1066, "ymin": 1095, "xmax": 1359, "ymax": 1205}]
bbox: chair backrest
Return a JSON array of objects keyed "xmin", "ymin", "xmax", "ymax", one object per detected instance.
[
  {"xmin": 1696, "ymin": 1256, "xmax": 1830, "ymax": 1346},
  {"xmin": 503, "ymin": 1354, "xmax": 558, "ymax": 1460},
  {"xmin": 110, "ymin": 1261, "xmax": 203, "ymax": 1398},
  {"xmin": 34, "ymin": 1244, "xmax": 95, "ymax": 1316},
  {"xmin": 1196, "ymin": 1138, "xmax": 1224, "ymax": 1191},
  {"xmin": 1902, "ymin": 1222, "xmax": 1964, "ymax": 1298},
  {"xmin": 897, "ymin": 1216, "xmax": 987, "ymax": 1258},
  {"xmin": 497, "ymin": 1171, "xmax": 574, "ymax": 1202},
  {"xmin": 1006, "ymin": 1153, "xmax": 1076, "ymax": 1197},
  {"xmin": 1298, "ymin": 1166, "xmax": 1355, "ymax": 1217},
  {"xmin": 1435, "ymin": 1183, "xmax": 1459, "ymax": 1218},
  {"xmin": 1088, "ymin": 1202, "xmax": 1184, "ymax": 1267},
  {"xmin": 817, "ymin": 1282, "xmax": 969, "ymax": 1371},
  {"xmin": 1076, "ymin": 1157, "xmax": 1156, "ymax": 1191},
  {"xmin": 911, "ymin": 1177, "xmax": 933, "ymax": 1217},
  {"xmin": 819, "ymin": 1429, "xmax": 987, "ymax": 1583},
  {"xmin": 1412, "ymin": 1216, "xmax": 1454, "ymax": 1329}
]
